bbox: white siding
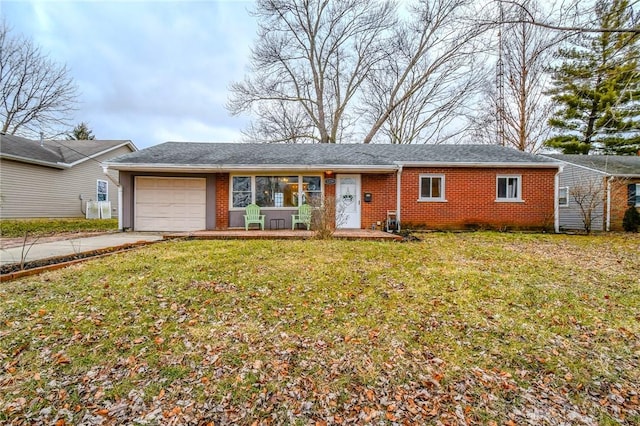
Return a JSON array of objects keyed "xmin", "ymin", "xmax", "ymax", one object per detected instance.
[{"xmin": 0, "ymin": 146, "xmax": 132, "ymax": 219}]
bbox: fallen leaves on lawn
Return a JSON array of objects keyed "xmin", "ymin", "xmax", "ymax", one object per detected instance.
[{"xmin": 1, "ymin": 236, "xmax": 639, "ymax": 425}]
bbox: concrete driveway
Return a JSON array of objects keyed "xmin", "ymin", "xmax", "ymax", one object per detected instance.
[{"xmin": 0, "ymin": 232, "xmax": 165, "ymax": 266}]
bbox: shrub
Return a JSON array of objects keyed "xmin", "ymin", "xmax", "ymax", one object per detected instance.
[
  {"xmin": 622, "ymin": 207, "xmax": 640, "ymax": 232},
  {"xmin": 310, "ymin": 196, "xmax": 342, "ymax": 240}
]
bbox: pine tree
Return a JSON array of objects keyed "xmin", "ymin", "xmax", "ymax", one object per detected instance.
[
  {"xmin": 545, "ymin": 0, "xmax": 640, "ymax": 155},
  {"xmin": 67, "ymin": 122, "xmax": 95, "ymax": 140}
]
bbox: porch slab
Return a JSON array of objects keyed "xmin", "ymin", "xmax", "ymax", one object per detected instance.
[{"xmin": 163, "ymin": 229, "xmax": 403, "ymax": 241}]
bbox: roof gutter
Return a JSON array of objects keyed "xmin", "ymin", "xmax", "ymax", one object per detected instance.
[
  {"xmin": 0, "ymin": 153, "xmax": 69, "ymax": 169},
  {"xmin": 396, "ymin": 164, "xmax": 403, "ymax": 231},
  {"xmin": 394, "ymin": 161, "xmax": 563, "ymax": 169},
  {"xmin": 606, "ymin": 176, "xmax": 614, "ymax": 232},
  {"xmin": 66, "ymin": 141, "xmax": 137, "ymax": 167},
  {"xmin": 104, "ymin": 163, "xmax": 399, "ymax": 173}
]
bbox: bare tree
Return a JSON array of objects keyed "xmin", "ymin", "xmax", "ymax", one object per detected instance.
[
  {"xmin": 493, "ymin": 0, "xmax": 640, "ymax": 34},
  {"xmin": 228, "ymin": 0, "xmax": 486, "ymax": 144},
  {"xmin": 228, "ymin": 0, "xmax": 396, "ymax": 144},
  {"xmin": 570, "ymin": 177, "xmax": 606, "ymax": 233},
  {"xmin": 0, "ymin": 21, "xmax": 78, "ymax": 139},
  {"xmin": 471, "ymin": 0, "xmax": 559, "ymax": 152},
  {"xmin": 360, "ymin": 0, "xmax": 486, "ymax": 144}
]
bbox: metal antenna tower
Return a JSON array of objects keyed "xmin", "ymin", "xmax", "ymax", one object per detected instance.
[{"xmin": 496, "ymin": 1, "xmax": 506, "ymax": 146}]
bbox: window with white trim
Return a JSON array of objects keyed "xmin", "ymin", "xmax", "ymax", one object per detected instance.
[
  {"xmin": 558, "ymin": 186, "xmax": 569, "ymax": 207},
  {"xmin": 97, "ymin": 179, "xmax": 108, "ymax": 202},
  {"xmin": 232, "ymin": 176, "xmax": 252, "ymax": 208},
  {"xmin": 496, "ymin": 175, "xmax": 521, "ymax": 201},
  {"xmin": 419, "ymin": 174, "xmax": 445, "ymax": 201}
]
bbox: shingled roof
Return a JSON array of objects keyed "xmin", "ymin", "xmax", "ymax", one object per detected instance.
[
  {"xmin": 106, "ymin": 142, "xmax": 560, "ymax": 171},
  {"xmin": 544, "ymin": 154, "xmax": 640, "ymax": 177},
  {"xmin": 0, "ymin": 133, "xmax": 135, "ymax": 169}
]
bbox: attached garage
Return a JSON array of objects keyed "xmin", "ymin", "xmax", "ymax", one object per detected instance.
[{"xmin": 134, "ymin": 177, "xmax": 206, "ymax": 231}]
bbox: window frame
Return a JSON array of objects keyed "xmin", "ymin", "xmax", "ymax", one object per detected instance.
[
  {"xmin": 496, "ymin": 175, "xmax": 522, "ymax": 202},
  {"xmin": 418, "ymin": 174, "xmax": 446, "ymax": 202},
  {"xmin": 229, "ymin": 174, "xmax": 324, "ymax": 210},
  {"xmin": 97, "ymin": 179, "xmax": 108, "ymax": 202},
  {"xmin": 558, "ymin": 186, "xmax": 569, "ymax": 207},
  {"xmin": 231, "ymin": 176, "xmax": 253, "ymax": 208}
]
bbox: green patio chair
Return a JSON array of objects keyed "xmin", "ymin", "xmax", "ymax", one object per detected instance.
[
  {"xmin": 292, "ymin": 204, "xmax": 312, "ymax": 230},
  {"xmin": 244, "ymin": 204, "xmax": 265, "ymax": 230}
]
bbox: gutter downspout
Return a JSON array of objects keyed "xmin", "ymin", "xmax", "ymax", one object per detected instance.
[
  {"xmin": 553, "ymin": 164, "xmax": 564, "ymax": 233},
  {"xmin": 606, "ymin": 176, "xmax": 613, "ymax": 232},
  {"xmin": 102, "ymin": 166, "xmax": 123, "ymax": 231},
  {"xmin": 396, "ymin": 165, "xmax": 403, "ymax": 231}
]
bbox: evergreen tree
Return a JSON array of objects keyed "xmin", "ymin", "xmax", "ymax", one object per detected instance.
[
  {"xmin": 67, "ymin": 122, "xmax": 95, "ymax": 140},
  {"xmin": 545, "ymin": 0, "xmax": 640, "ymax": 155}
]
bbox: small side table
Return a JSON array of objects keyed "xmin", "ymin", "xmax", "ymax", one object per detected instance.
[{"xmin": 270, "ymin": 218, "xmax": 285, "ymax": 230}]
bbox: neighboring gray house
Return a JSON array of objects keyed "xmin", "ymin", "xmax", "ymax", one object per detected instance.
[
  {"xmin": 543, "ymin": 154, "xmax": 640, "ymax": 232},
  {"xmin": 0, "ymin": 133, "xmax": 136, "ymax": 219}
]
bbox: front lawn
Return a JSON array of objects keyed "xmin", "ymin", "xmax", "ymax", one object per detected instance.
[
  {"xmin": 0, "ymin": 218, "xmax": 118, "ymax": 238},
  {"xmin": 1, "ymin": 233, "xmax": 638, "ymax": 424}
]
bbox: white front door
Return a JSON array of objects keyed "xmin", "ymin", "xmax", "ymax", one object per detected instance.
[{"xmin": 336, "ymin": 174, "xmax": 361, "ymax": 229}]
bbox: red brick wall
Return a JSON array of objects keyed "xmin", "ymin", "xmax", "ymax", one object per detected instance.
[
  {"xmin": 215, "ymin": 168, "xmax": 557, "ymax": 231},
  {"xmin": 215, "ymin": 173, "xmax": 229, "ymax": 229},
  {"xmin": 610, "ymin": 177, "xmax": 640, "ymax": 231},
  {"xmin": 361, "ymin": 173, "xmax": 397, "ymax": 229},
  {"xmin": 399, "ymin": 167, "xmax": 557, "ymax": 230}
]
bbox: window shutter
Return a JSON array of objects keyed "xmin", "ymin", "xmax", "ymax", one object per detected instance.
[{"xmin": 628, "ymin": 184, "xmax": 637, "ymax": 206}]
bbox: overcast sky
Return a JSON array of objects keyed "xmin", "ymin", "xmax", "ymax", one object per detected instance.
[{"xmin": 3, "ymin": 0, "xmax": 257, "ymax": 149}]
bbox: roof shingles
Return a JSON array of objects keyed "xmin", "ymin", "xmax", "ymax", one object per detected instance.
[
  {"xmin": 0, "ymin": 133, "xmax": 133, "ymax": 167},
  {"xmin": 107, "ymin": 142, "xmax": 560, "ymax": 168},
  {"xmin": 545, "ymin": 154, "xmax": 640, "ymax": 176}
]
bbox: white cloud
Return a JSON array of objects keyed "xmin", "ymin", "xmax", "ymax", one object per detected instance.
[{"xmin": 3, "ymin": 0, "xmax": 256, "ymax": 148}]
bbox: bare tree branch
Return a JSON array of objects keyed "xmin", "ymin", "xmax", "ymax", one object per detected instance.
[
  {"xmin": 0, "ymin": 20, "xmax": 78, "ymax": 139},
  {"xmin": 470, "ymin": 0, "xmax": 561, "ymax": 153},
  {"xmin": 483, "ymin": 0, "xmax": 640, "ymax": 34},
  {"xmin": 227, "ymin": 0, "xmax": 396, "ymax": 143}
]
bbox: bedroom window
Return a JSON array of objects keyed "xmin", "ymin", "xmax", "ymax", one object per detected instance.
[
  {"xmin": 97, "ymin": 179, "xmax": 108, "ymax": 202},
  {"xmin": 496, "ymin": 175, "xmax": 522, "ymax": 201},
  {"xmin": 419, "ymin": 174, "xmax": 445, "ymax": 201},
  {"xmin": 559, "ymin": 186, "xmax": 569, "ymax": 207}
]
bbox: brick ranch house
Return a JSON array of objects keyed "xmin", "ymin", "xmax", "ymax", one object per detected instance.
[{"xmin": 104, "ymin": 143, "xmax": 563, "ymax": 232}]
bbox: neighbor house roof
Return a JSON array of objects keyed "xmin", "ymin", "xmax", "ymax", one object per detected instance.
[
  {"xmin": 544, "ymin": 154, "xmax": 640, "ymax": 177},
  {"xmin": 106, "ymin": 142, "xmax": 561, "ymax": 172},
  {"xmin": 0, "ymin": 133, "xmax": 136, "ymax": 169}
]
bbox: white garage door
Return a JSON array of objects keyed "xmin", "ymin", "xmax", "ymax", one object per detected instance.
[{"xmin": 135, "ymin": 177, "xmax": 206, "ymax": 231}]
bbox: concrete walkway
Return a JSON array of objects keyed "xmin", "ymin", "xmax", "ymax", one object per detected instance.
[{"xmin": 0, "ymin": 232, "xmax": 164, "ymax": 266}]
